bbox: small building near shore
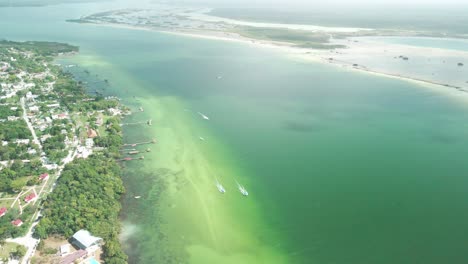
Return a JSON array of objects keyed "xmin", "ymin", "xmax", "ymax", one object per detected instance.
[{"xmin": 71, "ymin": 230, "xmax": 103, "ymax": 250}]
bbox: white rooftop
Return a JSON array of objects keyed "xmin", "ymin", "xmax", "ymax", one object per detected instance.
[{"xmin": 72, "ymin": 230, "xmax": 102, "ymax": 249}]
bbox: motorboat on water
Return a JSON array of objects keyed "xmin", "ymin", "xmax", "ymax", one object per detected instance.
[
  {"xmin": 239, "ymin": 186, "xmax": 248, "ymax": 196},
  {"xmin": 199, "ymin": 137, "xmax": 205, "ymax": 141},
  {"xmin": 216, "ymin": 180, "xmax": 226, "ymax": 194},
  {"xmin": 134, "ymin": 196, "xmax": 141, "ymax": 199},
  {"xmin": 236, "ymin": 181, "xmax": 248, "ymax": 196},
  {"xmin": 197, "ymin": 112, "xmax": 210, "ymax": 120}
]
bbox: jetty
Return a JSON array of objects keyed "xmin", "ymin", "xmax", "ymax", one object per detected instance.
[
  {"xmin": 122, "ymin": 139, "xmax": 157, "ymax": 147},
  {"xmin": 127, "ymin": 149, "xmax": 151, "ymax": 155},
  {"xmin": 119, "ymin": 148, "xmax": 137, "ymax": 152},
  {"xmin": 121, "ymin": 119, "xmax": 152, "ymax": 126},
  {"xmin": 119, "ymin": 156, "xmax": 145, "ymax": 162}
]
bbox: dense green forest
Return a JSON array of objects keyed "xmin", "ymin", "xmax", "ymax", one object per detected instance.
[
  {"xmin": 34, "ymin": 153, "xmax": 127, "ymax": 263},
  {"xmin": 0, "ymin": 41, "xmax": 78, "ymax": 57},
  {"xmin": 0, "ymin": 40, "xmax": 128, "ymax": 263},
  {"xmin": 0, "ymin": 205, "xmax": 37, "ymax": 240},
  {"xmin": 0, "ymin": 159, "xmax": 46, "ymax": 193},
  {"xmin": 0, "ymin": 105, "xmax": 22, "ymax": 119},
  {"xmin": 0, "ymin": 120, "xmax": 32, "ymax": 141},
  {"xmin": 53, "ymin": 72, "xmax": 119, "ymax": 112},
  {"xmin": 0, "ymin": 143, "xmax": 39, "ymax": 160}
]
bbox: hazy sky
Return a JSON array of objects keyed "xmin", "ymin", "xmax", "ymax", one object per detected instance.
[{"xmin": 164, "ymin": 0, "xmax": 468, "ymax": 8}]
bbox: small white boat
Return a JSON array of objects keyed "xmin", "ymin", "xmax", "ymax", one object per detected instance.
[
  {"xmin": 216, "ymin": 180, "xmax": 226, "ymax": 194},
  {"xmin": 239, "ymin": 186, "xmax": 248, "ymax": 196},
  {"xmin": 199, "ymin": 137, "xmax": 205, "ymax": 141},
  {"xmin": 236, "ymin": 181, "xmax": 248, "ymax": 196},
  {"xmin": 197, "ymin": 112, "xmax": 209, "ymax": 120},
  {"xmin": 139, "ymin": 107, "xmax": 144, "ymax": 112},
  {"xmin": 217, "ymin": 75, "xmax": 223, "ymax": 79},
  {"xmin": 134, "ymin": 196, "xmax": 141, "ymax": 199}
]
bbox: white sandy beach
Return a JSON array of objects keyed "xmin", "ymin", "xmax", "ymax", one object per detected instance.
[
  {"xmin": 86, "ymin": 21, "xmax": 468, "ymax": 105},
  {"xmin": 186, "ymin": 9, "xmax": 372, "ymax": 33}
]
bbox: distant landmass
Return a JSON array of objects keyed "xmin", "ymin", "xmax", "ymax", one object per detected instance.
[
  {"xmin": 210, "ymin": 7, "xmax": 468, "ymax": 35},
  {"xmin": 0, "ymin": 0, "xmax": 111, "ymax": 7}
]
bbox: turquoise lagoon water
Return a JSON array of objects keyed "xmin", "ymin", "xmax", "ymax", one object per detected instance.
[{"xmin": 1, "ymin": 3, "xmax": 468, "ymax": 264}]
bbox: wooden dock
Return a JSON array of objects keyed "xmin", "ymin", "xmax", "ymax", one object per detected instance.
[
  {"xmin": 121, "ymin": 119, "xmax": 152, "ymax": 126},
  {"xmin": 119, "ymin": 156, "xmax": 145, "ymax": 162},
  {"xmin": 122, "ymin": 139, "xmax": 156, "ymax": 147}
]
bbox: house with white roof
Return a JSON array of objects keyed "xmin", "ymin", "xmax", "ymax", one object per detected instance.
[{"xmin": 71, "ymin": 230, "xmax": 103, "ymax": 250}]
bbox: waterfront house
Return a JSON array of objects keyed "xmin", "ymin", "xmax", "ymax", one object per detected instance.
[
  {"xmin": 0, "ymin": 207, "xmax": 7, "ymax": 217},
  {"xmin": 24, "ymin": 193, "xmax": 37, "ymax": 203},
  {"xmin": 11, "ymin": 219, "xmax": 23, "ymax": 227},
  {"xmin": 71, "ymin": 230, "xmax": 103, "ymax": 250}
]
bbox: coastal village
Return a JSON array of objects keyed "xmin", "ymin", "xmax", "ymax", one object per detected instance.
[{"xmin": 0, "ymin": 41, "xmax": 129, "ymax": 264}]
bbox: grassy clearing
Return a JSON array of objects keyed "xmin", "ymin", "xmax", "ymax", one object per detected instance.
[
  {"xmin": 0, "ymin": 242, "xmax": 20, "ymax": 260},
  {"xmin": 235, "ymin": 27, "xmax": 346, "ymax": 49}
]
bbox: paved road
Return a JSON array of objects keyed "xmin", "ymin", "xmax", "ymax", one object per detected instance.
[
  {"xmin": 10, "ymin": 98, "xmax": 78, "ymax": 264},
  {"xmin": 20, "ymin": 97, "xmax": 41, "ymax": 150}
]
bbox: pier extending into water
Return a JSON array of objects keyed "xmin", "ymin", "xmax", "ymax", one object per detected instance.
[
  {"xmin": 119, "ymin": 148, "xmax": 151, "ymax": 155},
  {"xmin": 122, "ymin": 139, "xmax": 157, "ymax": 147},
  {"xmin": 119, "ymin": 156, "xmax": 145, "ymax": 162},
  {"xmin": 121, "ymin": 119, "xmax": 152, "ymax": 126}
]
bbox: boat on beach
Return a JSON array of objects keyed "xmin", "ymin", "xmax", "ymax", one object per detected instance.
[{"xmin": 216, "ymin": 180, "xmax": 226, "ymax": 194}]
